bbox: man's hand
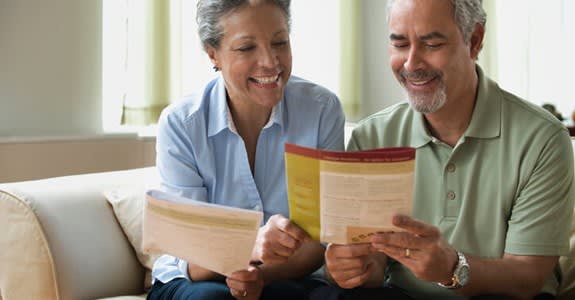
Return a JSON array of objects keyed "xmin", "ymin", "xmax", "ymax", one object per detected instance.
[
  {"xmin": 251, "ymin": 214, "xmax": 310, "ymax": 265},
  {"xmin": 370, "ymin": 215, "xmax": 457, "ymax": 284},
  {"xmin": 226, "ymin": 266, "xmax": 264, "ymax": 300},
  {"xmin": 325, "ymin": 243, "xmax": 386, "ymax": 289}
]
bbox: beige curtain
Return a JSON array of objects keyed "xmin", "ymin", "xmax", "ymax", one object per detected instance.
[
  {"xmin": 121, "ymin": 0, "xmax": 171, "ymax": 126},
  {"xmin": 477, "ymin": 0, "xmax": 498, "ymax": 80},
  {"xmin": 339, "ymin": 0, "xmax": 363, "ymax": 121}
]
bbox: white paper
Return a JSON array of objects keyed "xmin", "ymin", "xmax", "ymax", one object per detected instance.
[
  {"xmin": 142, "ymin": 190, "xmax": 263, "ymax": 276},
  {"xmin": 319, "ymin": 172, "xmax": 414, "ymax": 244}
]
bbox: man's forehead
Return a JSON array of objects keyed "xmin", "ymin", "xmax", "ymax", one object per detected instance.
[
  {"xmin": 388, "ymin": 0, "xmax": 457, "ymax": 36},
  {"xmin": 388, "ymin": 0, "xmax": 455, "ymax": 22}
]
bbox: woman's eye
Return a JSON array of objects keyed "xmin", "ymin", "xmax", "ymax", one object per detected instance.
[
  {"xmin": 272, "ymin": 40, "xmax": 288, "ymax": 47},
  {"xmin": 237, "ymin": 46, "xmax": 255, "ymax": 52}
]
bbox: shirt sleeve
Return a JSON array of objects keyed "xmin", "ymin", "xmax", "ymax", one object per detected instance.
[
  {"xmin": 318, "ymin": 93, "xmax": 345, "ymax": 151},
  {"xmin": 505, "ymin": 129, "xmax": 575, "ymax": 255},
  {"xmin": 156, "ymin": 107, "xmax": 209, "ymax": 202}
]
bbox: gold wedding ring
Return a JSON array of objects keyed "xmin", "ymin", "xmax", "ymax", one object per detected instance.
[
  {"xmin": 242, "ymin": 290, "xmax": 248, "ymax": 297},
  {"xmin": 405, "ymin": 248, "xmax": 411, "ymax": 258}
]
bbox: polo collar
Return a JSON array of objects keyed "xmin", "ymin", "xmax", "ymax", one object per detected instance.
[
  {"xmin": 463, "ymin": 65, "xmax": 501, "ymax": 139},
  {"xmin": 411, "ymin": 111, "xmax": 433, "ymax": 148}
]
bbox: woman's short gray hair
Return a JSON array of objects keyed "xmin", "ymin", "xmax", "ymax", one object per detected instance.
[
  {"xmin": 197, "ymin": 0, "xmax": 291, "ymax": 50},
  {"xmin": 387, "ymin": 0, "xmax": 486, "ymax": 43}
]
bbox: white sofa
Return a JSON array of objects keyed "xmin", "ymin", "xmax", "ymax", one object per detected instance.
[
  {"xmin": 1, "ymin": 141, "xmax": 574, "ymax": 300},
  {"xmin": 0, "ymin": 167, "xmax": 158, "ymax": 300}
]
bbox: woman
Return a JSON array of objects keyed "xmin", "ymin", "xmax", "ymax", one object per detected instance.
[{"xmin": 147, "ymin": 0, "xmax": 345, "ymax": 299}]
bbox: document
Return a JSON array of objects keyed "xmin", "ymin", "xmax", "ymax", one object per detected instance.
[
  {"xmin": 142, "ymin": 190, "xmax": 263, "ymax": 276},
  {"xmin": 285, "ymin": 144, "xmax": 416, "ymax": 245}
]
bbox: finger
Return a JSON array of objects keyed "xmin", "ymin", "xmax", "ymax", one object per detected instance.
[
  {"xmin": 229, "ymin": 288, "xmax": 242, "ymax": 299},
  {"xmin": 392, "ymin": 215, "xmax": 440, "ymax": 238},
  {"xmin": 228, "ymin": 267, "xmax": 259, "ymax": 282},
  {"xmin": 258, "ymin": 243, "xmax": 294, "ymax": 264},
  {"xmin": 276, "ymin": 229, "xmax": 302, "ymax": 250},
  {"xmin": 373, "ymin": 243, "xmax": 418, "ymax": 264},
  {"xmin": 226, "ymin": 279, "xmax": 248, "ymax": 296},
  {"xmin": 227, "ymin": 267, "xmax": 262, "ymax": 299},
  {"xmin": 370, "ymin": 231, "xmax": 425, "ymax": 250},
  {"xmin": 326, "ymin": 243, "xmax": 372, "ymax": 259},
  {"xmin": 335, "ymin": 261, "xmax": 375, "ymax": 289},
  {"xmin": 326, "ymin": 256, "xmax": 370, "ymax": 272},
  {"xmin": 272, "ymin": 215, "xmax": 309, "ymax": 243}
]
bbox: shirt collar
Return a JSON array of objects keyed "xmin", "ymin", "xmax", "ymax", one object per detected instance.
[
  {"xmin": 207, "ymin": 75, "xmax": 284, "ymax": 137},
  {"xmin": 411, "ymin": 111, "xmax": 433, "ymax": 148},
  {"xmin": 463, "ymin": 65, "xmax": 501, "ymax": 139}
]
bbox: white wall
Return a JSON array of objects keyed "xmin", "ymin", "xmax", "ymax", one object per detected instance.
[{"xmin": 0, "ymin": 0, "xmax": 103, "ymax": 137}]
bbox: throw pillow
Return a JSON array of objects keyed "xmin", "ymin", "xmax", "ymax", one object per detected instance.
[{"xmin": 105, "ymin": 187, "xmax": 160, "ymax": 290}]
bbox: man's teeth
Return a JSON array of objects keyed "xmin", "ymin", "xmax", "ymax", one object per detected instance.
[
  {"xmin": 410, "ymin": 79, "xmax": 432, "ymax": 86},
  {"xmin": 253, "ymin": 75, "xmax": 278, "ymax": 84}
]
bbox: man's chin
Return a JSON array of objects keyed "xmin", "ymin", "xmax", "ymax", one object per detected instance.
[{"xmin": 408, "ymin": 98, "xmax": 444, "ymax": 114}]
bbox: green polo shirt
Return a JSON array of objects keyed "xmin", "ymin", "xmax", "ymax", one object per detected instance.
[{"xmin": 348, "ymin": 66, "xmax": 574, "ymax": 299}]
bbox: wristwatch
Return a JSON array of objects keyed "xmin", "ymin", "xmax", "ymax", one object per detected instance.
[{"xmin": 437, "ymin": 250, "xmax": 469, "ymax": 289}]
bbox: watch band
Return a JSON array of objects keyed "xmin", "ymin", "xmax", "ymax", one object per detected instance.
[{"xmin": 437, "ymin": 250, "xmax": 469, "ymax": 289}]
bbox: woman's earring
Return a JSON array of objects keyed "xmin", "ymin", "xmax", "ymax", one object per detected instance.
[{"xmin": 213, "ymin": 65, "xmax": 219, "ymax": 72}]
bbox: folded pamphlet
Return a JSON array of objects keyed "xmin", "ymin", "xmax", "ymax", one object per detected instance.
[{"xmin": 285, "ymin": 143, "xmax": 416, "ymax": 244}]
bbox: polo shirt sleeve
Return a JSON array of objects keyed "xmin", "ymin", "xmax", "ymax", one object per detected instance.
[
  {"xmin": 505, "ymin": 129, "xmax": 575, "ymax": 255},
  {"xmin": 156, "ymin": 106, "xmax": 209, "ymax": 202}
]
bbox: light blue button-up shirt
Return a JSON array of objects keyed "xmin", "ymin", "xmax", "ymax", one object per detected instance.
[{"xmin": 152, "ymin": 75, "xmax": 345, "ymax": 283}]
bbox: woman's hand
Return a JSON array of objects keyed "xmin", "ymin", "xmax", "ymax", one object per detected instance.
[
  {"xmin": 251, "ymin": 214, "xmax": 310, "ymax": 265},
  {"xmin": 324, "ymin": 243, "xmax": 386, "ymax": 289},
  {"xmin": 226, "ymin": 266, "xmax": 264, "ymax": 300}
]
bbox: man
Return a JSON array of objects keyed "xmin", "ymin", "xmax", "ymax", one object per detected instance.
[{"xmin": 321, "ymin": 0, "xmax": 574, "ymax": 299}]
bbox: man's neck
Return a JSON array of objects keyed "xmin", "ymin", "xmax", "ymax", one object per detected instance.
[{"xmin": 424, "ymin": 73, "xmax": 479, "ymax": 147}]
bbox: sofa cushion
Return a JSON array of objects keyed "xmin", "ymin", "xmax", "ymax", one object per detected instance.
[
  {"xmin": 105, "ymin": 186, "xmax": 160, "ymax": 290},
  {"xmin": 0, "ymin": 190, "xmax": 58, "ymax": 300}
]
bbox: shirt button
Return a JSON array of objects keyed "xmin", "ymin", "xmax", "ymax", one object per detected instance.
[
  {"xmin": 446, "ymin": 163, "xmax": 456, "ymax": 173},
  {"xmin": 447, "ymin": 191, "xmax": 456, "ymax": 200}
]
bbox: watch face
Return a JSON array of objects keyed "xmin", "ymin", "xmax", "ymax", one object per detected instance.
[{"xmin": 456, "ymin": 264, "xmax": 470, "ymax": 286}]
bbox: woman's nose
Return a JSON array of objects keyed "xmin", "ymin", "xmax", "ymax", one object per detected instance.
[{"xmin": 258, "ymin": 47, "xmax": 279, "ymax": 68}]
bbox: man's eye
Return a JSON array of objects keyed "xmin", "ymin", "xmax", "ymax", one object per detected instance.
[
  {"xmin": 426, "ymin": 43, "xmax": 443, "ymax": 49},
  {"xmin": 392, "ymin": 43, "xmax": 408, "ymax": 49}
]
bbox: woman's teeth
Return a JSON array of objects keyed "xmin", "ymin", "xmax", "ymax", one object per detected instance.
[{"xmin": 252, "ymin": 75, "xmax": 278, "ymax": 84}]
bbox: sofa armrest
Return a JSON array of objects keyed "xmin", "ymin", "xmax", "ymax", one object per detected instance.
[{"xmin": 0, "ymin": 168, "xmax": 155, "ymax": 299}]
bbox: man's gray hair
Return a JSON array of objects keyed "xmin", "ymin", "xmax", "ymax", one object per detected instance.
[
  {"xmin": 386, "ymin": 0, "xmax": 486, "ymax": 43},
  {"xmin": 197, "ymin": 0, "xmax": 291, "ymax": 50}
]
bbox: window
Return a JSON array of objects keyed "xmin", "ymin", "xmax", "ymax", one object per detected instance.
[
  {"xmin": 102, "ymin": 0, "xmax": 340, "ymax": 133},
  {"xmin": 491, "ymin": 0, "xmax": 575, "ymax": 120}
]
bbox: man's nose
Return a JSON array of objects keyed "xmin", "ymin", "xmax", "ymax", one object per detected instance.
[{"xmin": 403, "ymin": 47, "xmax": 425, "ymax": 73}]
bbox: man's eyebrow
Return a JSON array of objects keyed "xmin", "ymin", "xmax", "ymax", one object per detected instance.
[
  {"xmin": 389, "ymin": 32, "xmax": 447, "ymax": 41},
  {"xmin": 419, "ymin": 31, "xmax": 447, "ymax": 40},
  {"xmin": 389, "ymin": 33, "xmax": 406, "ymax": 41}
]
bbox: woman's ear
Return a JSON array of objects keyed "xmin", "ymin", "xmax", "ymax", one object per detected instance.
[{"xmin": 207, "ymin": 46, "xmax": 219, "ymax": 68}]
